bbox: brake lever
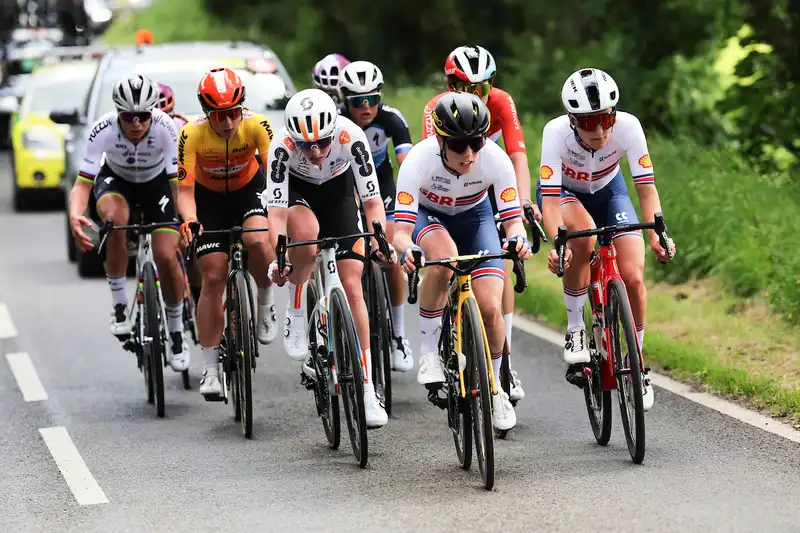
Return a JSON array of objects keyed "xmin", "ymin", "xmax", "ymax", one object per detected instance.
[
  {"xmin": 97, "ymin": 218, "xmax": 114, "ymax": 259},
  {"xmin": 653, "ymin": 212, "xmax": 673, "ymax": 263},
  {"xmin": 523, "ymin": 204, "xmax": 547, "ymax": 243},
  {"xmin": 372, "ymin": 220, "xmax": 392, "ymax": 262},
  {"xmin": 555, "ymin": 225, "xmax": 568, "ymax": 278},
  {"xmin": 407, "ymin": 250, "xmax": 422, "ymax": 305}
]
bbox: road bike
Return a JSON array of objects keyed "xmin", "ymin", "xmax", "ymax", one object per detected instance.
[
  {"xmin": 98, "ymin": 215, "xmax": 191, "ymax": 418},
  {"xmin": 554, "ymin": 212, "xmax": 673, "ymax": 463},
  {"xmin": 407, "ymin": 246, "xmax": 529, "ymax": 490},
  {"xmin": 275, "ymin": 222, "xmax": 392, "ymax": 468},
  {"xmin": 186, "ymin": 223, "xmax": 267, "ymax": 439}
]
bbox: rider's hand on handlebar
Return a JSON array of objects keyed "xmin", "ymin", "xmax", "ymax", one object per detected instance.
[
  {"xmin": 268, "ymin": 258, "xmax": 292, "ymax": 286},
  {"xmin": 401, "ymin": 246, "xmax": 425, "ymax": 274},
  {"xmin": 521, "ymin": 199, "xmax": 543, "ymax": 224},
  {"xmin": 504, "ymin": 235, "xmax": 532, "ymax": 260},
  {"xmin": 180, "ymin": 218, "xmax": 200, "ymax": 248},
  {"xmin": 372, "ymin": 238, "xmax": 397, "ymax": 266},
  {"xmin": 70, "ymin": 214, "xmax": 95, "ymax": 251},
  {"xmin": 548, "ymin": 247, "xmax": 572, "ymax": 274},
  {"xmin": 650, "ymin": 235, "xmax": 676, "ymax": 262}
]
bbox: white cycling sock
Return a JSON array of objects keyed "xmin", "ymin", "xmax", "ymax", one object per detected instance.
[
  {"xmin": 419, "ymin": 307, "xmax": 443, "ymax": 355},
  {"xmin": 636, "ymin": 324, "xmax": 645, "ymax": 351},
  {"xmin": 201, "ymin": 346, "xmax": 218, "ymax": 375},
  {"xmin": 286, "ymin": 282, "xmax": 303, "ymax": 313},
  {"xmin": 361, "ymin": 348, "xmax": 371, "ymax": 385},
  {"xmin": 258, "ymin": 284, "xmax": 273, "ymax": 306},
  {"xmin": 107, "ymin": 275, "xmax": 127, "ymax": 308},
  {"xmin": 503, "ymin": 312, "xmax": 513, "ymax": 349},
  {"xmin": 564, "ymin": 286, "xmax": 589, "ymax": 330},
  {"xmin": 491, "ymin": 350, "xmax": 503, "ymax": 393},
  {"xmin": 166, "ymin": 303, "xmax": 183, "ymax": 333},
  {"xmin": 391, "ymin": 305, "xmax": 405, "ymax": 339}
]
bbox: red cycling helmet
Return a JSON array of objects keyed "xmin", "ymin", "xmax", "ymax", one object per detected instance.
[
  {"xmin": 197, "ymin": 67, "xmax": 245, "ymax": 111},
  {"xmin": 157, "ymin": 83, "xmax": 175, "ymax": 115}
]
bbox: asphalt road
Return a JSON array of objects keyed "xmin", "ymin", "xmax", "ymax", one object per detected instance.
[{"xmin": 1, "ymin": 154, "xmax": 799, "ymax": 532}]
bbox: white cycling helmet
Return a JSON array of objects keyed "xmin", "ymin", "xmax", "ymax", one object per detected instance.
[
  {"xmin": 445, "ymin": 45, "xmax": 497, "ymax": 84},
  {"xmin": 561, "ymin": 68, "xmax": 619, "ymax": 114},
  {"xmin": 339, "ymin": 61, "xmax": 384, "ymax": 96},
  {"xmin": 311, "ymin": 54, "xmax": 350, "ymax": 91},
  {"xmin": 284, "ymin": 88, "xmax": 338, "ymax": 142},
  {"xmin": 112, "ymin": 73, "xmax": 159, "ymax": 112}
]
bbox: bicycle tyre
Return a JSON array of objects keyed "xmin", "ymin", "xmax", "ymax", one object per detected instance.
[
  {"xmin": 369, "ymin": 262, "xmax": 392, "ymax": 416},
  {"xmin": 497, "ymin": 341, "xmax": 511, "ymax": 440},
  {"xmin": 231, "ymin": 270, "xmax": 254, "ymax": 439},
  {"xmin": 463, "ymin": 297, "xmax": 494, "ymax": 490},
  {"xmin": 443, "ymin": 305, "xmax": 472, "ymax": 470},
  {"xmin": 307, "ymin": 281, "xmax": 340, "ymax": 449},
  {"xmin": 330, "ymin": 288, "xmax": 368, "ymax": 468},
  {"xmin": 143, "ymin": 262, "xmax": 165, "ymax": 418},
  {"xmin": 584, "ymin": 293, "xmax": 612, "ymax": 445},
  {"xmin": 608, "ymin": 278, "xmax": 645, "ymax": 463}
]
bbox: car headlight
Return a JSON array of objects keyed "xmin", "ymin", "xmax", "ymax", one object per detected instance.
[{"xmin": 22, "ymin": 126, "xmax": 61, "ymax": 151}]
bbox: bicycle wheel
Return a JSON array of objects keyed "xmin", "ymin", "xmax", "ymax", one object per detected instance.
[
  {"xmin": 497, "ymin": 341, "xmax": 511, "ymax": 440},
  {"xmin": 230, "ymin": 270, "xmax": 254, "ymax": 438},
  {"xmin": 608, "ymin": 278, "xmax": 645, "ymax": 463},
  {"xmin": 330, "ymin": 288, "xmax": 368, "ymax": 468},
  {"xmin": 443, "ymin": 305, "xmax": 472, "ymax": 470},
  {"xmin": 368, "ymin": 262, "xmax": 392, "ymax": 416},
  {"xmin": 307, "ymin": 281, "xmax": 340, "ymax": 449},
  {"xmin": 463, "ymin": 297, "xmax": 494, "ymax": 490},
  {"xmin": 143, "ymin": 262, "xmax": 165, "ymax": 418},
  {"xmin": 584, "ymin": 294, "xmax": 612, "ymax": 445}
]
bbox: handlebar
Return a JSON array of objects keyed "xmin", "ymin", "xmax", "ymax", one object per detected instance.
[
  {"xmin": 406, "ymin": 249, "xmax": 527, "ymax": 305},
  {"xmin": 183, "ymin": 222, "xmax": 268, "ymax": 262},
  {"xmin": 97, "ymin": 218, "xmax": 179, "ymax": 260},
  {"xmin": 274, "ymin": 220, "xmax": 392, "ymax": 281},
  {"xmin": 554, "ymin": 211, "xmax": 673, "ymax": 277}
]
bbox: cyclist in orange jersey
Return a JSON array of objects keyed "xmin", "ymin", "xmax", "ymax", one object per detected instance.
[{"xmin": 176, "ymin": 67, "xmax": 277, "ymax": 397}]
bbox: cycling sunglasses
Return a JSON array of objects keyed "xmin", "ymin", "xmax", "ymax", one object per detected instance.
[
  {"xmin": 346, "ymin": 93, "xmax": 381, "ymax": 108},
  {"xmin": 296, "ymin": 136, "xmax": 334, "ymax": 151},
  {"xmin": 118, "ymin": 111, "xmax": 152, "ymax": 123},
  {"xmin": 450, "ymin": 80, "xmax": 492, "ymax": 98},
  {"xmin": 445, "ymin": 136, "xmax": 486, "ymax": 154},
  {"xmin": 570, "ymin": 109, "xmax": 617, "ymax": 131},
  {"xmin": 207, "ymin": 106, "xmax": 243, "ymax": 124}
]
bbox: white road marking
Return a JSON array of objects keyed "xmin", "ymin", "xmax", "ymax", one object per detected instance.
[
  {"xmin": 5, "ymin": 352, "xmax": 48, "ymax": 401},
  {"xmin": 0, "ymin": 302, "xmax": 18, "ymax": 339},
  {"xmin": 513, "ymin": 314, "xmax": 800, "ymax": 444},
  {"xmin": 39, "ymin": 427, "xmax": 109, "ymax": 506}
]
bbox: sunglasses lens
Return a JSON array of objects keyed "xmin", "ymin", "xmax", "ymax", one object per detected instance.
[
  {"xmin": 209, "ymin": 107, "xmax": 243, "ymax": 123},
  {"xmin": 453, "ymin": 81, "xmax": 492, "ymax": 97},
  {"xmin": 574, "ymin": 110, "xmax": 616, "ymax": 131},
  {"xmin": 446, "ymin": 137, "xmax": 484, "ymax": 154},
  {"xmin": 119, "ymin": 111, "xmax": 151, "ymax": 123},
  {"xmin": 348, "ymin": 94, "xmax": 380, "ymax": 108},
  {"xmin": 297, "ymin": 136, "xmax": 333, "ymax": 151}
]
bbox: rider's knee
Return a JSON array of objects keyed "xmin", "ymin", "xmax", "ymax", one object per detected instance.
[
  {"xmin": 476, "ymin": 291, "xmax": 502, "ymax": 324},
  {"xmin": 152, "ymin": 240, "xmax": 178, "ymax": 267},
  {"xmin": 201, "ymin": 264, "xmax": 227, "ymax": 290},
  {"xmin": 570, "ymin": 236, "xmax": 595, "ymax": 259},
  {"xmin": 623, "ymin": 268, "xmax": 645, "ymax": 294},
  {"xmin": 340, "ymin": 267, "xmax": 365, "ymax": 303}
]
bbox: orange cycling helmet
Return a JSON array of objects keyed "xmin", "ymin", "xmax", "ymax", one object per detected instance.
[
  {"xmin": 197, "ymin": 68, "xmax": 246, "ymax": 111},
  {"xmin": 135, "ymin": 29, "xmax": 153, "ymax": 46}
]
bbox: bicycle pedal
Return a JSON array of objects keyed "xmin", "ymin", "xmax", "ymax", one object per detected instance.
[
  {"xmin": 202, "ymin": 393, "xmax": 225, "ymax": 402},
  {"xmin": 565, "ymin": 365, "xmax": 589, "ymax": 389},
  {"xmin": 300, "ymin": 372, "xmax": 315, "ymax": 390},
  {"xmin": 644, "ymin": 365, "xmax": 652, "ymax": 373},
  {"xmin": 426, "ymin": 388, "xmax": 448, "ymax": 410}
]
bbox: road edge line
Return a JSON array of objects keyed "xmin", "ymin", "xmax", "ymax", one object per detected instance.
[{"xmin": 39, "ymin": 427, "xmax": 109, "ymax": 505}]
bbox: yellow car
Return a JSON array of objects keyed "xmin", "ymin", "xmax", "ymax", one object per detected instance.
[{"xmin": 11, "ymin": 59, "xmax": 99, "ymax": 211}]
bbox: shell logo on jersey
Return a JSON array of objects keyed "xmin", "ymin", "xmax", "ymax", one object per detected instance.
[
  {"xmin": 500, "ymin": 187, "xmax": 517, "ymax": 202},
  {"xmin": 339, "ymin": 130, "xmax": 351, "ymax": 144},
  {"xmin": 638, "ymin": 154, "xmax": 652, "ymax": 168},
  {"xmin": 540, "ymin": 165, "xmax": 554, "ymax": 180},
  {"xmin": 397, "ymin": 191, "xmax": 414, "ymax": 205},
  {"xmin": 283, "ymin": 137, "xmax": 296, "ymax": 150}
]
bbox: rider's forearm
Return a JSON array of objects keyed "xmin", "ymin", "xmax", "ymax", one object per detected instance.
[
  {"xmin": 176, "ymin": 185, "xmax": 197, "ymax": 222},
  {"xmin": 363, "ymin": 198, "xmax": 387, "ymax": 232},
  {"xmin": 509, "ymin": 152, "xmax": 532, "ymax": 205},
  {"xmin": 393, "ymin": 225, "xmax": 415, "ymax": 255},
  {"xmin": 501, "ymin": 219, "xmax": 526, "ymax": 239},
  {"xmin": 267, "ymin": 207, "xmax": 288, "ymax": 250},
  {"xmin": 636, "ymin": 184, "xmax": 663, "ymax": 241},
  {"xmin": 541, "ymin": 198, "xmax": 563, "ymax": 243},
  {"xmin": 68, "ymin": 180, "xmax": 91, "ymax": 219}
]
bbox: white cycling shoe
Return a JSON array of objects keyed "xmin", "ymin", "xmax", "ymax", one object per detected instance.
[
  {"xmin": 199, "ymin": 372, "xmax": 221, "ymax": 396},
  {"xmin": 257, "ymin": 302, "xmax": 278, "ymax": 345},
  {"xmin": 509, "ymin": 370, "xmax": 525, "ymax": 401},
  {"xmin": 168, "ymin": 331, "xmax": 190, "ymax": 372},
  {"xmin": 391, "ymin": 337, "xmax": 414, "ymax": 372},
  {"xmin": 417, "ymin": 351, "xmax": 445, "ymax": 385},
  {"xmin": 363, "ymin": 386, "xmax": 388, "ymax": 428},
  {"xmin": 564, "ymin": 326, "xmax": 591, "ymax": 364},
  {"xmin": 492, "ymin": 391, "xmax": 517, "ymax": 431},
  {"xmin": 284, "ymin": 303, "xmax": 309, "ymax": 361},
  {"xmin": 642, "ymin": 372, "xmax": 655, "ymax": 412},
  {"xmin": 109, "ymin": 303, "xmax": 132, "ymax": 336}
]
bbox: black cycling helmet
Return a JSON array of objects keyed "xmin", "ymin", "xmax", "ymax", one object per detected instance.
[{"xmin": 431, "ymin": 92, "xmax": 490, "ymax": 138}]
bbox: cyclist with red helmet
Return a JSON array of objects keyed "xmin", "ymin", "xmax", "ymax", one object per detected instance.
[
  {"xmin": 422, "ymin": 45, "xmax": 541, "ymax": 403},
  {"xmin": 156, "ymin": 83, "xmax": 188, "ymax": 129},
  {"xmin": 176, "ymin": 67, "xmax": 278, "ymax": 398}
]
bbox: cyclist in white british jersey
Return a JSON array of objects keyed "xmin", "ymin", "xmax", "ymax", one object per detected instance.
[
  {"xmin": 68, "ymin": 74, "xmax": 190, "ymax": 372},
  {"xmin": 394, "ymin": 92, "xmax": 532, "ymax": 432},
  {"xmin": 538, "ymin": 68, "xmax": 676, "ymax": 411},
  {"xmin": 264, "ymin": 88, "xmax": 395, "ymax": 429}
]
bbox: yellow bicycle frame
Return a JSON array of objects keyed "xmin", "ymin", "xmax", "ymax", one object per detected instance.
[{"xmin": 452, "ymin": 273, "xmax": 498, "ymax": 399}]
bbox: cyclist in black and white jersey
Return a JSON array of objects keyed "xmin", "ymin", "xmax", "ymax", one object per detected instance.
[
  {"xmin": 338, "ymin": 60, "xmax": 414, "ymax": 373},
  {"xmin": 67, "ymin": 74, "xmax": 190, "ymax": 372},
  {"xmin": 264, "ymin": 88, "xmax": 396, "ymax": 429}
]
